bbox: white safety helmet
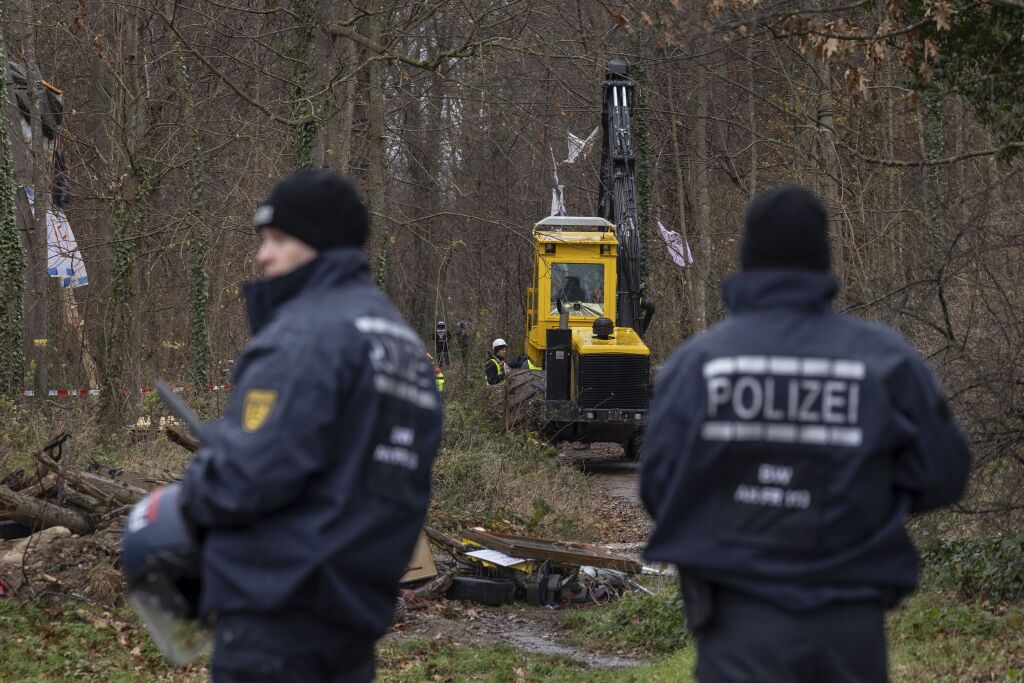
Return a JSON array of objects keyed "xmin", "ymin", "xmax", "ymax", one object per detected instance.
[{"xmin": 492, "ymin": 338, "xmax": 508, "ymax": 352}]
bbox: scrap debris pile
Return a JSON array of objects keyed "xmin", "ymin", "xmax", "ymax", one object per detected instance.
[
  {"xmin": 3, "ymin": 430, "xmax": 651, "ymax": 614},
  {"xmin": 402, "ymin": 526, "xmax": 649, "ymax": 611},
  {"xmin": 0, "ymin": 432, "xmax": 155, "ymax": 601},
  {"xmin": 0, "ymin": 432, "xmax": 151, "ymax": 536}
]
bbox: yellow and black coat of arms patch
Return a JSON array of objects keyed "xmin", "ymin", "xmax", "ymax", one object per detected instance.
[{"xmin": 242, "ymin": 389, "xmax": 278, "ymax": 432}]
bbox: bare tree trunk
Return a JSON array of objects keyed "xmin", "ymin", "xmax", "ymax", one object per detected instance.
[
  {"xmin": 365, "ymin": 5, "xmax": 390, "ymax": 290},
  {"xmin": 58, "ymin": 288, "xmax": 98, "ymax": 388},
  {"xmin": 667, "ymin": 69, "xmax": 697, "ymax": 331},
  {"xmin": 689, "ymin": 39, "xmax": 711, "ymax": 330},
  {"xmin": 100, "ymin": 4, "xmax": 149, "ymax": 427},
  {"xmin": 954, "ymin": 96, "xmax": 969, "ymax": 229},
  {"xmin": 748, "ymin": 38, "xmax": 758, "ymax": 198},
  {"xmin": 165, "ymin": 0, "xmax": 210, "ymax": 395},
  {"xmin": 336, "ymin": 6, "xmax": 359, "ymax": 175},
  {"xmin": 814, "ymin": 61, "xmax": 843, "ymax": 283}
]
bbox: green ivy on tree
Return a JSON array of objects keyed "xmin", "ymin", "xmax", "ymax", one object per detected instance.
[
  {"xmin": 905, "ymin": 1, "xmax": 1024, "ymax": 158},
  {"xmin": 632, "ymin": 63, "xmax": 653, "ymax": 285},
  {"xmin": 0, "ymin": 23, "xmax": 26, "ymax": 395},
  {"xmin": 291, "ymin": 0, "xmax": 318, "ymax": 169}
]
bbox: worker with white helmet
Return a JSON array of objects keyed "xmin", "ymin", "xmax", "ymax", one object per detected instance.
[
  {"xmin": 485, "ymin": 337, "xmax": 537, "ymax": 385},
  {"xmin": 485, "ymin": 338, "xmax": 511, "ymax": 385},
  {"xmin": 489, "ymin": 339, "xmax": 528, "ymax": 387}
]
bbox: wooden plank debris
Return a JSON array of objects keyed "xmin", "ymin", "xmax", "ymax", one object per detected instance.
[{"xmin": 460, "ymin": 528, "xmax": 641, "ymax": 574}]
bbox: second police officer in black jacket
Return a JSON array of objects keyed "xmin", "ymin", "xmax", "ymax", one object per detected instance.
[
  {"xmin": 641, "ymin": 185, "xmax": 971, "ymax": 682},
  {"xmin": 178, "ymin": 170, "xmax": 442, "ymax": 682}
]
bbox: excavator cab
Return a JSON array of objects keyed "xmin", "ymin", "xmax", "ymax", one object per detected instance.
[
  {"xmin": 525, "ymin": 216, "xmax": 647, "ymax": 364},
  {"xmin": 518, "ymin": 217, "xmax": 650, "ymax": 453}
]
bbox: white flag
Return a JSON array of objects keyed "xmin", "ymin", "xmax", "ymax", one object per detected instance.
[
  {"xmin": 47, "ymin": 210, "xmax": 89, "ymax": 287},
  {"xmin": 550, "ymin": 167, "xmax": 566, "ymax": 216},
  {"xmin": 657, "ymin": 220, "xmax": 694, "ymax": 268},
  {"xmin": 550, "ymin": 186, "xmax": 566, "ymax": 216},
  {"xmin": 564, "ymin": 126, "xmax": 599, "ymax": 164}
]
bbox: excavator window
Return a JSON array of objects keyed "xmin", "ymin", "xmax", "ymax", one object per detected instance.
[{"xmin": 550, "ymin": 263, "xmax": 604, "ymax": 317}]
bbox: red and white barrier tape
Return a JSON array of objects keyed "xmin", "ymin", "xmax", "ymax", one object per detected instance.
[{"xmin": 19, "ymin": 384, "xmax": 234, "ymax": 397}]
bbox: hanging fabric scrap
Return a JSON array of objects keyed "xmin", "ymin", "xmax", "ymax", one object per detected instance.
[{"xmin": 657, "ymin": 220, "xmax": 694, "ymax": 267}]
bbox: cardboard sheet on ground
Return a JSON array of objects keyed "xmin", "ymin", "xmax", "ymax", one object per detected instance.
[
  {"xmin": 465, "ymin": 548, "xmax": 527, "ymax": 567},
  {"xmin": 400, "ymin": 530, "xmax": 438, "ymax": 584}
]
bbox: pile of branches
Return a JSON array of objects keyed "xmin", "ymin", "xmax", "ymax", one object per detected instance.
[{"xmin": 0, "ymin": 433, "xmax": 151, "ymax": 536}]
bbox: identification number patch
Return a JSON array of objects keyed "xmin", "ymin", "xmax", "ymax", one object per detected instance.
[{"xmin": 715, "ymin": 452, "xmax": 824, "ymax": 552}]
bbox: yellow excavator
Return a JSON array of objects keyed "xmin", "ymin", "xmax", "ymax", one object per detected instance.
[{"xmin": 506, "ymin": 59, "xmax": 654, "ymax": 458}]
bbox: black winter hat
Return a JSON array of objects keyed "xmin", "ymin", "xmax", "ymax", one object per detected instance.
[
  {"xmin": 740, "ymin": 184, "xmax": 830, "ymax": 271},
  {"xmin": 253, "ymin": 169, "xmax": 369, "ymax": 250}
]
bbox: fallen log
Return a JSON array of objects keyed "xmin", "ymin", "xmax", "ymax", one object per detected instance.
[
  {"xmin": 60, "ymin": 486, "xmax": 103, "ymax": 513},
  {"xmin": 19, "ymin": 477, "xmax": 101, "ymax": 515},
  {"xmin": 0, "ymin": 485, "xmax": 94, "ymax": 535},
  {"xmin": 79, "ymin": 472, "xmax": 147, "ymax": 506},
  {"xmin": 33, "ymin": 452, "xmax": 112, "ymax": 503},
  {"xmin": 165, "ymin": 425, "xmax": 199, "ymax": 453},
  {"xmin": 18, "ymin": 472, "xmax": 58, "ymax": 499},
  {"xmin": 31, "ymin": 452, "xmax": 146, "ymax": 508}
]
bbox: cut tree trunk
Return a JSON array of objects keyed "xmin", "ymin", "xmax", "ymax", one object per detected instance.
[
  {"xmin": 166, "ymin": 425, "xmax": 199, "ymax": 453},
  {"xmin": 33, "ymin": 451, "xmax": 146, "ymax": 506},
  {"xmin": 0, "ymin": 484, "xmax": 94, "ymax": 535}
]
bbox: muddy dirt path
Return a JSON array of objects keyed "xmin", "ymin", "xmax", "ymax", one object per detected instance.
[
  {"xmin": 563, "ymin": 443, "xmax": 652, "ymax": 547},
  {"xmin": 388, "ymin": 604, "xmax": 644, "ymax": 669}
]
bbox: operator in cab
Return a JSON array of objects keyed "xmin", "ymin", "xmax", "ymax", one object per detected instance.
[
  {"xmin": 176, "ymin": 170, "xmax": 442, "ymax": 681},
  {"xmin": 641, "ymin": 185, "xmax": 971, "ymax": 682}
]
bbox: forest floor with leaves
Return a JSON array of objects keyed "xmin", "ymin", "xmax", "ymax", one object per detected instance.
[{"xmin": 1, "ymin": 393, "xmax": 1022, "ymax": 681}]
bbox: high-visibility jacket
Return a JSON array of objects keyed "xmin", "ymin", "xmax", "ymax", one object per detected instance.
[
  {"xmin": 485, "ymin": 356, "xmax": 505, "ymax": 385},
  {"xmin": 435, "ymin": 367, "xmax": 444, "ymax": 393}
]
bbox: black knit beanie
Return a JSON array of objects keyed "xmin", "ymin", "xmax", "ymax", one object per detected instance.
[
  {"xmin": 253, "ymin": 169, "xmax": 369, "ymax": 250},
  {"xmin": 740, "ymin": 184, "xmax": 830, "ymax": 271}
]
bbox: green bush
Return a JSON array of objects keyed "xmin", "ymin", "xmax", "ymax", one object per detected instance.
[
  {"xmin": 562, "ymin": 587, "xmax": 691, "ymax": 656},
  {"xmin": 430, "ymin": 375, "xmax": 599, "ymax": 540},
  {"xmin": 921, "ymin": 535, "xmax": 1024, "ymax": 603}
]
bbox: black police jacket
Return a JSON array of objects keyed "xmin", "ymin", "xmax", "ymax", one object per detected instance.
[
  {"xmin": 641, "ymin": 269, "xmax": 971, "ymax": 610},
  {"xmin": 179, "ymin": 248, "xmax": 442, "ymax": 637}
]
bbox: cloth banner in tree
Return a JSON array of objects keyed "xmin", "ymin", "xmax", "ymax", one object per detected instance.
[
  {"xmin": 23, "ymin": 186, "xmax": 88, "ymax": 287},
  {"xmin": 564, "ymin": 126, "xmax": 599, "ymax": 164},
  {"xmin": 46, "ymin": 210, "xmax": 88, "ymax": 288},
  {"xmin": 657, "ymin": 220, "xmax": 694, "ymax": 267}
]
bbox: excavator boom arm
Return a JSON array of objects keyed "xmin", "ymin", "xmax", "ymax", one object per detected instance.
[{"xmin": 597, "ymin": 59, "xmax": 651, "ymax": 337}]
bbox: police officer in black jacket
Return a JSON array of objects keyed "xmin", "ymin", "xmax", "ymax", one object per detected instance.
[
  {"xmin": 178, "ymin": 170, "xmax": 442, "ymax": 682},
  {"xmin": 640, "ymin": 185, "xmax": 971, "ymax": 683}
]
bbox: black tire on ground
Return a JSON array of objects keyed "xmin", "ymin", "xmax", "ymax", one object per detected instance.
[{"xmin": 446, "ymin": 576, "xmax": 516, "ymax": 606}]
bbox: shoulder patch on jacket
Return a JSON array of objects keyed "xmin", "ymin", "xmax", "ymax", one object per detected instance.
[{"xmin": 242, "ymin": 389, "xmax": 278, "ymax": 432}]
